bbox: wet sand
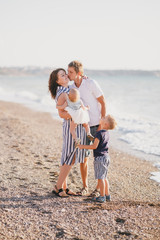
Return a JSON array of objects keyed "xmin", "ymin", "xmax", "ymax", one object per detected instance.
[{"xmin": 0, "ymin": 100, "xmax": 159, "ymax": 240}]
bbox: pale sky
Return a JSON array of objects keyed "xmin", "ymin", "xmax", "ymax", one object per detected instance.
[{"xmin": 0, "ymin": 0, "xmax": 160, "ymax": 70}]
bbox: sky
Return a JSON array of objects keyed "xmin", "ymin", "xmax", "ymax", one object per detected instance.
[{"xmin": 0, "ymin": 0, "xmax": 160, "ymax": 70}]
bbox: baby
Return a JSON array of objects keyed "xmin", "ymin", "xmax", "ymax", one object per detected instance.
[{"xmin": 56, "ymin": 88, "xmax": 94, "ymax": 145}]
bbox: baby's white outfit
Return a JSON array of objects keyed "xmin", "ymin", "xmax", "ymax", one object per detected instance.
[{"xmin": 65, "ymin": 99, "xmax": 90, "ymax": 124}]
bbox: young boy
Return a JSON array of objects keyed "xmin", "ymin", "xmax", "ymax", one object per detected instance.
[{"xmin": 78, "ymin": 115, "xmax": 117, "ymax": 203}]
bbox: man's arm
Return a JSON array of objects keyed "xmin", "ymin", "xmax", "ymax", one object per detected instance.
[{"xmin": 97, "ymin": 95, "xmax": 106, "ymax": 117}]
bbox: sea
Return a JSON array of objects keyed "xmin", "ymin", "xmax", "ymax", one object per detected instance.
[{"xmin": 0, "ymin": 68, "xmax": 160, "ymax": 185}]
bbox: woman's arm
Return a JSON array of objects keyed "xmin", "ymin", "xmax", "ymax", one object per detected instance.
[
  {"xmin": 57, "ymin": 93, "xmax": 71, "ymax": 120},
  {"xmin": 78, "ymin": 138, "xmax": 99, "ymax": 150},
  {"xmin": 56, "ymin": 101, "xmax": 68, "ymax": 110}
]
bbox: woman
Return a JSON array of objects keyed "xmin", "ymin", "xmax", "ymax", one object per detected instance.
[{"xmin": 48, "ymin": 68, "xmax": 86, "ymax": 197}]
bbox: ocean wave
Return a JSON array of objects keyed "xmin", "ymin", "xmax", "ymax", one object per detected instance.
[{"xmin": 117, "ymin": 116, "xmax": 160, "ymax": 156}]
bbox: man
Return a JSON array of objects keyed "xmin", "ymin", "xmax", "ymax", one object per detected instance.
[{"xmin": 68, "ymin": 60, "xmax": 106, "ymax": 196}]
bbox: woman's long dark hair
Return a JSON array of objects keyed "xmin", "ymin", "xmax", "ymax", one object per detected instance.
[{"xmin": 48, "ymin": 68, "xmax": 66, "ymax": 99}]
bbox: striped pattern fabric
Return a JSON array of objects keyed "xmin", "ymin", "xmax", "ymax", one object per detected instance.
[
  {"xmin": 61, "ymin": 120, "xmax": 86, "ymax": 165},
  {"xmin": 94, "ymin": 155, "xmax": 110, "ymax": 179},
  {"xmin": 55, "ymin": 86, "xmax": 70, "ymax": 102},
  {"xmin": 55, "ymin": 86, "xmax": 86, "ymax": 166}
]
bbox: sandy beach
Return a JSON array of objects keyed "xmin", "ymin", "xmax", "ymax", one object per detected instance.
[{"xmin": 0, "ymin": 100, "xmax": 159, "ymax": 240}]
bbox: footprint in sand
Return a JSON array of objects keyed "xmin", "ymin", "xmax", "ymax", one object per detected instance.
[
  {"xmin": 19, "ymin": 184, "xmax": 28, "ymax": 188},
  {"xmin": 10, "ymin": 158, "xmax": 19, "ymax": 162},
  {"xmin": 19, "ymin": 177, "xmax": 28, "ymax": 181},
  {"xmin": 30, "ymin": 191, "xmax": 38, "ymax": 195},
  {"xmin": 1, "ymin": 187, "xmax": 8, "ymax": 191},
  {"xmin": 49, "ymin": 171, "xmax": 59, "ymax": 183},
  {"xmin": 115, "ymin": 218, "xmax": 126, "ymax": 224},
  {"xmin": 49, "ymin": 171, "xmax": 59, "ymax": 177},
  {"xmin": 31, "ymin": 182, "xmax": 38, "ymax": 185},
  {"xmin": 11, "ymin": 145, "xmax": 19, "ymax": 148},
  {"xmin": 43, "ymin": 167, "xmax": 51, "ymax": 170},
  {"xmin": 35, "ymin": 161, "xmax": 43, "ymax": 165},
  {"xmin": 7, "ymin": 177, "xmax": 13, "ymax": 180},
  {"xmin": 45, "ymin": 159, "xmax": 53, "ymax": 163}
]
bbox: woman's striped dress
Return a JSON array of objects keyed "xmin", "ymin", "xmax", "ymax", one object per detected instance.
[{"xmin": 55, "ymin": 86, "xmax": 86, "ymax": 165}]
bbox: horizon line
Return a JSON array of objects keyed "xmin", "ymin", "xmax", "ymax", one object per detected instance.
[{"xmin": 0, "ymin": 65, "xmax": 160, "ymax": 72}]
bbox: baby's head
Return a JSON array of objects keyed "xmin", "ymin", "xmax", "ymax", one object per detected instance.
[
  {"xmin": 100, "ymin": 115, "xmax": 117, "ymax": 130},
  {"xmin": 68, "ymin": 88, "xmax": 80, "ymax": 102}
]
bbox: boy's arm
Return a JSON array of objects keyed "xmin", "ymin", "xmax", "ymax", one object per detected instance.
[
  {"xmin": 56, "ymin": 101, "xmax": 68, "ymax": 110},
  {"xmin": 78, "ymin": 138, "xmax": 99, "ymax": 150}
]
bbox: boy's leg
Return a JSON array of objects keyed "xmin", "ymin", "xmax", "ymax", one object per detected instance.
[
  {"xmin": 70, "ymin": 120, "xmax": 77, "ymax": 140},
  {"xmin": 92, "ymin": 179, "xmax": 106, "ymax": 202},
  {"xmin": 98, "ymin": 179, "xmax": 105, "ymax": 197},
  {"xmin": 104, "ymin": 178, "xmax": 110, "ymax": 196}
]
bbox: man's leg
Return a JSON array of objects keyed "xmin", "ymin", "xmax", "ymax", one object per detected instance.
[
  {"xmin": 80, "ymin": 157, "xmax": 88, "ymax": 189},
  {"xmin": 79, "ymin": 125, "xmax": 98, "ymax": 195}
]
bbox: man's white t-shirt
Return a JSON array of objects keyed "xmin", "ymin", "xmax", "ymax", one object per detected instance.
[{"xmin": 70, "ymin": 78, "xmax": 103, "ymax": 127}]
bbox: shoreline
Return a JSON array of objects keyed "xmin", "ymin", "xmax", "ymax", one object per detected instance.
[
  {"xmin": 110, "ymin": 131, "xmax": 160, "ymax": 185},
  {"xmin": 110, "ymin": 130, "xmax": 160, "ymax": 163},
  {"xmin": 0, "ymin": 100, "xmax": 160, "ymax": 239}
]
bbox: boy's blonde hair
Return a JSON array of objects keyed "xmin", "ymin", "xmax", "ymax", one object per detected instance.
[{"xmin": 105, "ymin": 115, "xmax": 117, "ymax": 130}]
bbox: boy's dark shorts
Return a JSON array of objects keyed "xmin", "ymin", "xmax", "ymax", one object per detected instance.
[{"xmin": 85, "ymin": 125, "xmax": 99, "ymax": 158}]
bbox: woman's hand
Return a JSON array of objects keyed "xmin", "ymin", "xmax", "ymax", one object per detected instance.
[
  {"xmin": 59, "ymin": 111, "xmax": 71, "ymax": 120},
  {"xmin": 65, "ymin": 112, "xmax": 71, "ymax": 120}
]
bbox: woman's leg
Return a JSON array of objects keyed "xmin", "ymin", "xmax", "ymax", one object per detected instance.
[
  {"xmin": 62, "ymin": 155, "xmax": 75, "ymax": 190},
  {"xmin": 62, "ymin": 178, "xmax": 67, "ymax": 190},
  {"xmin": 56, "ymin": 164, "xmax": 72, "ymax": 189}
]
